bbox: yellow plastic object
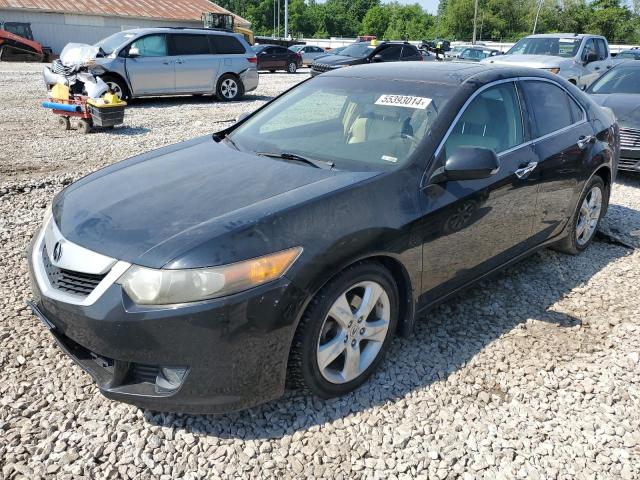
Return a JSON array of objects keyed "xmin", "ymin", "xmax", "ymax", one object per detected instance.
[
  {"xmin": 87, "ymin": 93, "xmax": 127, "ymax": 108},
  {"xmin": 50, "ymin": 83, "xmax": 69, "ymax": 101}
]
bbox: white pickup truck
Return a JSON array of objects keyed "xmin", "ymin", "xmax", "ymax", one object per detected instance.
[{"xmin": 481, "ymin": 33, "xmax": 613, "ymax": 89}]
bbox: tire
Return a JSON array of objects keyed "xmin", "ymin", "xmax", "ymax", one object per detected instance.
[
  {"xmin": 57, "ymin": 116, "xmax": 70, "ymax": 131},
  {"xmin": 102, "ymin": 75, "xmax": 129, "ymax": 101},
  {"xmin": 77, "ymin": 118, "xmax": 92, "ymax": 134},
  {"xmin": 269, "ymin": 70, "xmax": 276, "ymax": 73},
  {"xmin": 552, "ymin": 175, "xmax": 607, "ymax": 254},
  {"xmin": 288, "ymin": 262, "xmax": 398, "ymax": 398},
  {"xmin": 216, "ymin": 74, "xmax": 242, "ymax": 102},
  {"xmin": 287, "ymin": 62, "xmax": 297, "ymax": 74}
]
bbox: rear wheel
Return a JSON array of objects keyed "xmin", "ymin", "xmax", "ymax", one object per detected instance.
[
  {"xmin": 552, "ymin": 175, "xmax": 606, "ymax": 254},
  {"xmin": 287, "ymin": 62, "xmax": 297, "ymax": 74},
  {"xmin": 77, "ymin": 118, "xmax": 92, "ymax": 134},
  {"xmin": 288, "ymin": 262, "xmax": 398, "ymax": 398},
  {"xmin": 216, "ymin": 74, "xmax": 242, "ymax": 102}
]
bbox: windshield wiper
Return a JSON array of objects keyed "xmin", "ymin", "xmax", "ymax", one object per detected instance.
[
  {"xmin": 223, "ymin": 135, "xmax": 239, "ymax": 150},
  {"xmin": 257, "ymin": 152, "xmax": 334, "ymax": 170}
]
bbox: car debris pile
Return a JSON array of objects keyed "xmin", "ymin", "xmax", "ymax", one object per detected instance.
[{"xmin": 41, "ymin": 43, "xmax": 126, "ymax": 133}]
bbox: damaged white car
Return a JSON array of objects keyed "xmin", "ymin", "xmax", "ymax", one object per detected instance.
[{"xmin": 43, "ymin": 27, "xmax": 259, "ymax": 102}]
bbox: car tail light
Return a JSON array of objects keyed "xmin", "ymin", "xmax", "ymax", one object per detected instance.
[
  {"xmin": 296, "ymin": 53, "xmax": 302, "ymax": 59},
  {"xmin": 247, "ymin": 56, "xmax": 257, "ymax": 63}
]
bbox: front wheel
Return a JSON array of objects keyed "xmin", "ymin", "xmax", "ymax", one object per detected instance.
[
  {"xmin": 552, "ymin": 175, "xmax": 607, "ymax": 254},
  {"xmin": 287, "ymin": 62, "xmax": 297, "ymax": 74},
  {"xmin": 102, "ymin": 75, "xmax": 129, "ymax": 101},
  {"xmin": 216, "ymin": 74, "xmax": 242, "ymax": 102},
  {"xmin": 288, "ymin": 262, "xmax": 398, "ymax": 398}
]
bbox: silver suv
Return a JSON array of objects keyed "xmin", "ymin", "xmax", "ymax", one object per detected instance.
[
  {"xmin": 47, "ymin": 28, "xmax": 259, "ymax": 102},
  {"xmin": 482, "ymin": 34, "xmax": 613, "ymax": 89}
]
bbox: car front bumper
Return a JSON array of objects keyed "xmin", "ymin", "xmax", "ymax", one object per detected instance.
[{"xmin": 27, "ymin": 236, "xmax": 308, "ymax": 414}]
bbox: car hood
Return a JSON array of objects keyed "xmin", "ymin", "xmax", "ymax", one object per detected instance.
[
  {"xmin": 590, "ymin": 94, "xmax": 640, "ymax": 128},
  {"xmin": 315, "ymin": 55, "xmax": 364, "ymax": 66},
  {"xmin": 54, "ymin": 136, "xmax": 375, "ymax": 268},
  {"xmin": 483, "ymin": 54, "xmax": 567, "ymax": 68}
]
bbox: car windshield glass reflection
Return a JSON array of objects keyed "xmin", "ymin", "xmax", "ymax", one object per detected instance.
[
  {"xmin": 507, "ymin": 37, "xmax": 581, "ymax": 58},
  {"xmin": 340, "ymin": 43, "xmax": 375, "ymax": 58},
  {"xmin": 95, "ymin": 31, "xmax": 136, "ymax": 55},
  {"xmin": 228, "ymin": 77, "xmax": 455, "ymax": 171},
  {"xmin": 589, "ymin": 67, "xmax": 640, "ymax": 94}
]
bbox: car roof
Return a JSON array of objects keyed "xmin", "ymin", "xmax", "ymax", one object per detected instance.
[
  {"xmin": 322, "ymin": 62, "xmax": 549, "ymax": 85},
  {"xmin": 526, "ymin": 33, "xmax": 601, "ymax": 39},
  {"xmin": 121, "ymin": 27, "xmax": 240, "ymax": 37}
]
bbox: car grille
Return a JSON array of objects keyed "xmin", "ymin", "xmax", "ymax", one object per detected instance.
[
  {"xmin": 42, "ymin": 245, "xmax": 107, "ymax": 297},
  {"xmin": 620, "ymin": 128, "xmax": 640, "ymax": 150},
  {"xmin": 619, "ymin": 158, "xmax": 639, "ymax": 170},
  {"xmin": 311, "ymin": 63, "xmax": 332, "ymax": 73},
  {"xmin": 131, "ymin": 363, "xmax": 159, "ymax": 384}
]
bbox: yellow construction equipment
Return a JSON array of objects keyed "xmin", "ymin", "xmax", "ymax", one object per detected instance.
[{"xmin": 202, "ymin": 12, "xmax": 254, "ymax": 45}]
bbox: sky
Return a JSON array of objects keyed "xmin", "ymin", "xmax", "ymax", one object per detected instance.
[{"xmin": 406, "ymin": 0, "xmax": 440, "ymax": 14}]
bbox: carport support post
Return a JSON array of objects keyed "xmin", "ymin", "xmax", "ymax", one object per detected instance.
[{"xmin": 284, "ymin": 0, "xmax": 288, "ymax": 39}]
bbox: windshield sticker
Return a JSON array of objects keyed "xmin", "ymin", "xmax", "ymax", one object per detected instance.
[
  {"xmin": 381, "ymin": 155, "xmax": 398, "ymax": 163},
  {"xmin": 375, "ymin": 95, "xmax": 432, "ymax": 110}
]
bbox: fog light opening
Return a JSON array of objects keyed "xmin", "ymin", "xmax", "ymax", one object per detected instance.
[{"xmin": 156, "ymin": 366, "xmax": 188, "ymax": 392}]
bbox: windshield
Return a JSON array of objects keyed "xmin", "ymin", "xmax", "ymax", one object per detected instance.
[
  {"xmin": 252, "ymin": 45, "xmax": 266, "ymax": 53},
  {"xmin": 340, "ymin": 43, "xmax": 375, "ymax": 58},
  {"xmin": 589, "ymin": 67, "xmax": 640, "ymax": 94},
  {"xmin": 95, "ymin": 31, "xmax": 137, "ymax": 54},
  {"xmin": 507, "ymin": 37, "xmax": 581, "ymax": 58},
  {"xmin": 227, "ymin": 77, "xmax": 455, "ymax": 172}
]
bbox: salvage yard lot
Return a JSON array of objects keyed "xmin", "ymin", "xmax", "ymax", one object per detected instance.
[{"xmin": 1, "ymin": 62, "xmax": 640, "ymax": 479}]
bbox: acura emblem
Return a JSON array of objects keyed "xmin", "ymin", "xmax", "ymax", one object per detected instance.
[{"xmin": 52, "ymin": 241, "xmax": 63, "ymax": 262}]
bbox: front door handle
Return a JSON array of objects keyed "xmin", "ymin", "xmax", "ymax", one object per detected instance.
[
  {"xmin": 515, "ymin": 161, "xmax": 538, "ymax": 179},
  {"xmin": 175, "ymin": 60, "xmax": 184, "ymax": 65},
  {"xmin": 577, "ymin": 135, "xmax": 596, "ymax": 149}
]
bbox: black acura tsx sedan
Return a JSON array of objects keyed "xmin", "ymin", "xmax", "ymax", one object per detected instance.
[{"xmin": 28, "ymin": 63, "xmax": 618, "ymax": 413}]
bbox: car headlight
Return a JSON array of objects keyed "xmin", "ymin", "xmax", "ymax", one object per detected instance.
[
  {"xmin": 117, "ymin": 247, "xmax": 303, "ymax": 305},
  {"xmin": 544, "ymin": 67, "xmax": 560, "ymax": 74}
]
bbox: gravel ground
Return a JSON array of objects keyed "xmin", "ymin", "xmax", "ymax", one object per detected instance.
[{"xmin": 1, "ymin": 62, "xmax": 640, "ymax": 480}]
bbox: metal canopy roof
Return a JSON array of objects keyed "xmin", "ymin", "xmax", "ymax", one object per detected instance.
[{"xmin": 0, "ymin": 0, "xmax": 251, "ymax": 27}]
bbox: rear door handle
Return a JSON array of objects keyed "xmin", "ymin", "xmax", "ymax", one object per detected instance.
[
  {"xmin": 577, "ymin": 135, "xmax": 596, "ymax": 149},
  {"xmin": 515, "ymin": 161, "xmax": 538, "ymax": 179},
  {"xmin": 175, "ymin": 60, "xmax": 185, "ymax": 65}
]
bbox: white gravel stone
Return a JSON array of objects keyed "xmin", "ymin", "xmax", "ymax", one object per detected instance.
[{"xmin": 1, "ymin": 62, "xmax": 639, "ymax": 479}]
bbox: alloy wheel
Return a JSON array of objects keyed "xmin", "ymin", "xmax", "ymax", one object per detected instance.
[
  {"xmin": 316, "ymin": 281, "xmax": 390, "ymax": 384},
  {"xmin": 576, "ymin": 186, "xmax": 602, "ymax": 246},
  {"xmin": 288, "ymin": 62, "xmax": 297, "ymax": 73},
  {"xmin": 220, "ymin": 79, "xmax": 238, "ymax": 99},
  {"xmin": 105, "ymin": 81, "xmax": 123, "ymax": 100}
]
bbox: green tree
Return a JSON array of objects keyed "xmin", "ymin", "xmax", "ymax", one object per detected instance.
[{"xmin": 361, "ymin": 5, "xmax": 389, "ymax": 37}]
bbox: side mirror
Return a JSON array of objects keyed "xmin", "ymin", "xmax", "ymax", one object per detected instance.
[
  {"xmin": 235, "ymin": 112, "xmax": 250, "ymax": 123},
  {"xmin": 430, "ymin": 146, "xmax": 500, "ymax": 183},
  {"xmin": 371, "ymin": 53, "xmax": 384, "ymax": 62},
  {"xmin": 128, "ymin": 46, "xmax": 140, "ymax": 58}
]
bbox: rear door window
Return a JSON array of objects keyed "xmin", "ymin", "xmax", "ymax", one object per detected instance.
[
  {"xmin": 169, "ymin": 34, "xmax": 211, "ymax": 55},
  {"xmin": 377, "ymin": 45, "xmax": 402, "ymax": 61},
  {"xmin": 401, "ymin": 46, "xmax": 417, "ymax": 58},
  {"xmin": 210, "ymin": 35, "xmax": 246, "ymax": 54},
  {"xmin": 129, "ymin": 34, "xmax": 167, "ymax": 57},
  {"xmin": 520, "ymin": 80, "xmax": 577, "ymax": 137}
]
